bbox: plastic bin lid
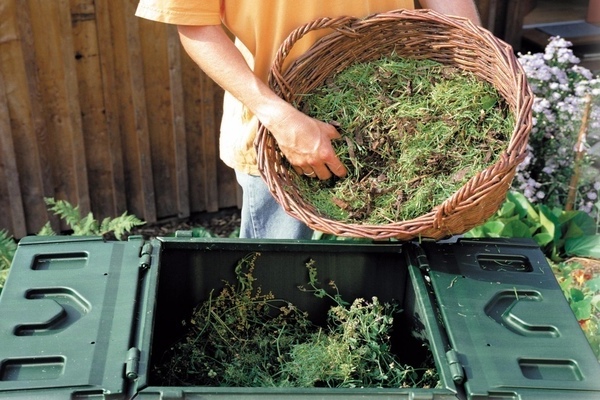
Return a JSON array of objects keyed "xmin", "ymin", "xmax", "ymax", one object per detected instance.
[
  {"xmin": 0, "ymin": 236, "xmax": 147, "ymax": 398},
  {"xmin": 422, "ymin": 238, "xmax": 600, "ymax": 399}
]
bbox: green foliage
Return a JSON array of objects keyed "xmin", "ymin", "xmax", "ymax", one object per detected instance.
[
  {"xmin": 465, "ymin": 191, "xmax": 599, "ymax": 262},
  {"xmin": 154, "ymin": 254, "xmax": 438, "ymax": 388},
  {"xmin": 552, "ymin": 260, "xmax": 600, "ymax": 359},
  {"xmin": 0, "ymin": 230, "xmax": 17, "ymax": 294},
  {"xmin": 154, "ymin": 252, "xmax": 315, "ymax": 387},
  {"xmin": 188, "ymin": 225, "xmax": 240, "ymax": 239},
  {"xmin": 291, "ymin": 261, "xmax": 437, "ymax": 388},
  {"xmin": 40, "ymin": 198, "xmax": 145, "ymax": 240}
]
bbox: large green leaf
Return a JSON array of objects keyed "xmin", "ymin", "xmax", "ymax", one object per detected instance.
[
  {"xmin": 507, "ymin": 191, "xmax": 539, "ymax": 221},
  {"xmin": 497, "ymin": 201, "xmax": 516, "ymax": 219},
  {"xmin": 571, "ymin": 287, "xmax": 586, "ymax": 302},
  {"xmin": 592, "ymin": 294, "xmax": 600, "ymax": 311},
  {"xmin": 572, "ymin": 298, "xmax": 593, "ymax": 321},
  {"xmin": 587, "ymin": 277, "xmax": 600, "ymax": 293},
  {"xmin": 533, "ymin": 232, "xmax": 554, "ymax": 247},
  {"xmin": 482, "ymin": 220, "xmax": 506, "ymax": 237},
  {"xmin": 565, "ymin": 235, "xmax": 600, "ymax": 258},
  {"xmin": 538, "ymin": 204, "xmax": 560, "ymax": 241},
  {"xmin": 500, "ymin": 219, "xmax": 533, "ymax": 238},
  {"xmin": 562, "ymin": 211, "xmax": 597, "ymax": 238}
]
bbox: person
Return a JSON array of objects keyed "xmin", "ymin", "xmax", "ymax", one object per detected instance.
[{"xmin": 135, "ymin": 1, "xmax": 481, "ymax": 239}]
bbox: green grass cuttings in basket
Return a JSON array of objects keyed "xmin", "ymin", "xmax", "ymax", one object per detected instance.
[{"xmin": 294, "ymin": 57, "xmax": 515, "ymax": 224}]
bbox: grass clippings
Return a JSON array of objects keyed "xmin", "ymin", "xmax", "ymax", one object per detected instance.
[
  {"xmin": 153, "ymin": 253, "xmax": 438, "ymax": 388},
  {"xmin": 293, "ymin": 56, "xmax": 514, "ymax": 224}
]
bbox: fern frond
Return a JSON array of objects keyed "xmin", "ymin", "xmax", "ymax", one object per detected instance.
[
  {"xmin": 44, "ymin": 198, "xmax": 83, "ymax": 229},
  {"xmin": 37, "ymin": 222, "xmax": 57, "ymax": 236},
  {"xmin": 0, "ymin": 230, "xmax": 17, "ymax": 272},
  {"xmin": 103, "ymin": 212, "xmax": 145, "ymax": 240},
  {"xmin": 72, "ymin": 212, "xmax": 100, "ymax": 236},
  {"xmin": 43, "ymin": 198, "xmax": 144, "ymax": 239}
]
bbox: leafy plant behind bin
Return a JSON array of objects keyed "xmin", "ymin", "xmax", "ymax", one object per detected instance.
[
  {"xmin": 465, "ymin": 191, "xmax": 599, "ymax": 262},
  {"xmin": 0, "ymin": 230, "xmax": 17, "ymax": 294},
  {"xmin": 40, "ymin": 198, "xmax": 145, "ymax": 240},
  {"xmin": 0, "ymin": 198, "xmax": 145, "ymax": 294}
]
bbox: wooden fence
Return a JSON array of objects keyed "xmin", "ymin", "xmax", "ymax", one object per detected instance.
[{"xmin": 0, "ymin": 0, "xmax": 240, "ymax": 239}]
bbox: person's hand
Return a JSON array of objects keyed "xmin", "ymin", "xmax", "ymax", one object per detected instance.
[{"xmin": 264, "ymin": 105, "xmax": 347, "ymax": 180}]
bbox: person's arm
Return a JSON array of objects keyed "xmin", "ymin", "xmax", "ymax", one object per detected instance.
[
  {"xmin": 419, "ymin": 0, "xmax": 482, "ymax": 25},
  {"xmin": 177, "ymin": 25, "xmax": 347, "ymax": 180}
]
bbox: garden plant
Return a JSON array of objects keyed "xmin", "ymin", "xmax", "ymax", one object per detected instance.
[{"xmin": 515, "ymin": 37, "xmax": 600, "ymax": 213}]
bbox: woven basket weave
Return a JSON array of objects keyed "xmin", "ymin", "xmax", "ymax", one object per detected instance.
[{"xmin": 256, "ymin": 9, "xmax": 533, "ymax": 240}]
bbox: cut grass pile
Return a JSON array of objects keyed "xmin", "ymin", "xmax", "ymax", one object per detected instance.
[{"xmin": 294, "ymin": 57, "xmax": 514, "ymax": 224}]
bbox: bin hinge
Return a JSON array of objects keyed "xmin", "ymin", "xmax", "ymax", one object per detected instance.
[
  {"xmin": 139, "ymin": 242, "xmax": 153, "ymax": 270},
  {"xmin": 412, "ymin": 243, "xmax": 430, "ymax": 272},
  {"xmin": 125, "ymin": 347, "xmax": 141, "ymax": 380},
  {"xmin": 446, "ymin": 349, "xmax": 465, "ymax": 384}
]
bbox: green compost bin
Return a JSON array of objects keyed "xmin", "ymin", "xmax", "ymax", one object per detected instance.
[{"xmin": 0, "ymin": 235, "xmax": 599, "ymax": 399}]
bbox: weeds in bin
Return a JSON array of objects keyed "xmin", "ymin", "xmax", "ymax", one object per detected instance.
[
  {"xmin": 293, "ymin": 57, "xmax": 513, "ymax": 223},
  {"xmin": 153, "ymin": 254, "xmax": 438, "ymax": 388},
  {"xmin": 153, "ymin": 252, "xmax": 315, "ymax": 387},
  {"xmin": 290, "ymin": 260, "xmax": 438, "ymax": 388}
]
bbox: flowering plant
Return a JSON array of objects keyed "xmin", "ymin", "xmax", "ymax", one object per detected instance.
[{"xmin": 515, "ymin": 37, "xmax": 600, "ymax": 216}]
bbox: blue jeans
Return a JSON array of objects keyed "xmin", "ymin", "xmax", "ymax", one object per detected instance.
[{"xmin": 235, "ymin": 171, "xmax": 313, "ymax": 239}]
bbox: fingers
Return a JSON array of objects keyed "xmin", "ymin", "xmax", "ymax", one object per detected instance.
[
  {"xmin": 289, "ymin": 125, "xmax": 347, "ymax": 180},
  {"xmin": 296, "ymin": 159, "xmax": 346, "ymax": 180}
]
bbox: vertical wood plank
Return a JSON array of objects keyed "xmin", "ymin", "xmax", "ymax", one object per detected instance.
[
  {"xmin": 138, "ymin": 18, "xmax": 189, "ymax": 219},
  {"xmin": 94, "ymin": 0, "xmax": 127, "ymax": 215},
  {"xmin": 182, "ymin": 52, "xmax": 221, "ymax": 213},
  {"xmin": 69, "ymin": 0, "xmax": 124, "ymax": 220},
  {"xmin": 108, "ymin": 0, "xmax": 156, "ymax": 222},
  {"xmin": 0, "ymin": 0, "xmax": 54, "ymax": 234},
  {"xmin": 167, "ymin": 24, "xmax": 190, "ymax": 218},
  {"xmin": 27, "ymin": 0, "xmax": 90, "ymax": 214},
  {"xmin": 182, "ymin": 54, "xmax": 207, "ymax": 213},
  {"xmin": 0, "ymin": 68, "xmax": 27, "ymax": 238}
]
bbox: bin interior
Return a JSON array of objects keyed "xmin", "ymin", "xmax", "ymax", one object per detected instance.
[{"xmin": 147, "ymin": 241, "xmax": 435, "ymax": 385}]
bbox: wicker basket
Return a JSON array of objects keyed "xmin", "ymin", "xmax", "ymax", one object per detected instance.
[{"xmin": 256, "ymin": 9, "xmax": 533, "ymax": 240}]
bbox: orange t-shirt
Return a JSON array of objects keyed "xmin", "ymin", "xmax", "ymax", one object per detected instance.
[{"xmin": 136, "ymin": 0, "xmax": 415, "ymax": 174}]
